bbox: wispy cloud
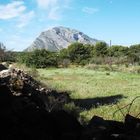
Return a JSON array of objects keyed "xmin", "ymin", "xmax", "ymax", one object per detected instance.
[
  {"xmin": 48, "ymin": 6, "xmax": 61, "ymax": 20},
  {"xmin": 36, "ymin": 0, "xmax": 71, "ymax": 20},
  {"xmin": 37, "ymin": 0, "xmax": 58, "ymax": 9},
  {"xmin": 17, "ymin": 11, "xmax": 35, "ymax": 28},
  {"xmin": 82, "ymin": 7, "xmax": 99, "ymax": 14},
  {"xmin": 0, "ymin": 1, "xmax": 35, "ymax": 28},
  {"xmin": 0, "ymin": 1, "xmax": 26, "ymax": 19}
]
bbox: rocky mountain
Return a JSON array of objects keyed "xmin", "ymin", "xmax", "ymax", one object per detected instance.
[{"xmin": 26, "ymin": 26, "xmax": 100, "ymax": 52}]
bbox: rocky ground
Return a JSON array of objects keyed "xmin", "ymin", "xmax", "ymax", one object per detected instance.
[{"xmin": 0, "ymin": 64, "xmax": 140, "ymax": 140}]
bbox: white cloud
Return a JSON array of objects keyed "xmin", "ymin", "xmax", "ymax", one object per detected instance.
[
  {"xmin": 0, "ymin": 1, "xmax": 35, "ymax": 28},
  {"xmin": 48, "ymin": 7, "xmax": 61, "ymax": 20},
  {"xmin": 37, "ymin": 0, "xmax": 58, "ymax": 9},
  {"xmin": 82, "ymin": 7, "xmax": 99, "ymax": 14},
  {"xmin": 36, "ymin": 0, "xmax": 71, "ymax": 20},
  {"xmin": 0, "ymin": 1, "xmax": 26, "ymax": 19},
  {"xmin": 17, "ymin": 11, "xmax": 35, "ymax": 28}
]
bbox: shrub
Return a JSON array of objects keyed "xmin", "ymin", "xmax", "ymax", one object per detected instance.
[
  {"xmin": 106, "ymin": 72, "xmax": 110, "ymax": 75},
  {"xmin": 137, "ymin": 68, "xmax": 140, "ymax": 74},
  {"xmin": 100, "ymin": 65, "xmax": 112, "ymax": 71},
  {"xmin": 61, "ymin": 59, "xmax": 70, "ymax": 68},
  {"xmin": 18, "ymin": 49, "xmax": 58, "ymax": 68},
  {"xmin": 90, "ymin": 57, "xmax": 105, "ymax": 65},
  {"xmin": 85, "ymin": 64, "xmax": 99, "ymax": 70},
  {"xmin": 63, "ymin": 102, "xmax": 81, "ymax": 118}
]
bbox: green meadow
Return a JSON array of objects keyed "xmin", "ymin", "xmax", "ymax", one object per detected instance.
[{"xmin": 38, "ymin": 67, "xmax": 140, "ymax": 122}]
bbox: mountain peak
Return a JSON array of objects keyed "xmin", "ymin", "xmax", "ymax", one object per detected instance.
[{"xmin": 26, "ymin": 26, "xmax": 100, "ymax": 52}]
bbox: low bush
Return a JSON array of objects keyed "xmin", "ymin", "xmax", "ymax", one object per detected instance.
[{"xmin": 63, "ymin": 102, "xmax": 81, "ymax": 118}]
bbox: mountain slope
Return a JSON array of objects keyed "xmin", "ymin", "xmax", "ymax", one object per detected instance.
[{"xmin": 26, "ymin": 26, "xmax": 100, "ymax": 52}]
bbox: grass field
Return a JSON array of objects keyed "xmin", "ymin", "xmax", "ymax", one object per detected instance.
[{"xmin": 38, "ymin": 67, "xmax": 140, "ymax": 122}]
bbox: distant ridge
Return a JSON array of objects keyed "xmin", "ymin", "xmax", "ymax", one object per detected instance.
[{"xmin": 26, "ymin": 26, "xmax": 100, "ymax": 52}]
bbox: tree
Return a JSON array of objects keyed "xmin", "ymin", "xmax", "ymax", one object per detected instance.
[
  {"xmin": 128, "ymin": 44, "xmax": 140, "ymax": 64},
  {"xmin": 94, "ymin": 42, "xmax": 108, "ymax": 57},
  {"xmin": 59, "ymin": 48, "xmax": 69, "ymax": 59},
  {"xmin": 108, "ymin": 45, "xmax": 129, "ymax": 57},
  {"xmin": 67, "ymin": 42, "xmax": 91, "ymax": 64},
  {"xmin": 19, "ymin": 49, "xmax": 58, "ymax": 68}
]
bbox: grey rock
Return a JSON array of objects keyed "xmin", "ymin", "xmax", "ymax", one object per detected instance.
[{"xmin": 26, "ymin": 26, "xmax": 100, "ymax": 52}]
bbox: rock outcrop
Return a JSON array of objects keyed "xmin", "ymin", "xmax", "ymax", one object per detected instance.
[{"xmin": 26, "ymin": 26, "xmax": 100, "ymax": 52}]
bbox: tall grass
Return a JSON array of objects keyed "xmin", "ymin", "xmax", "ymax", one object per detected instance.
[{"xmin": 38, "ymin": 67, "xmax": 140, "ymax": 122}]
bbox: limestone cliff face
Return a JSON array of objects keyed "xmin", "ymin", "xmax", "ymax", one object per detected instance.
[{"xmin": 26, "ymin": 26, "xmax": 100, "ymax": 52}]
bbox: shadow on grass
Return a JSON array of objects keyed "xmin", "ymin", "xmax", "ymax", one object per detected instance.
[{"xmin": 72, "ymin": 94, "xmax": 124, "ymax": 110}]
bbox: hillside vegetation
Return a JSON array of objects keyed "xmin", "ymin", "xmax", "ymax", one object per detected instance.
[{"xmin": 17, "ymin": 42, "xmax": 140, "ymax": 68}]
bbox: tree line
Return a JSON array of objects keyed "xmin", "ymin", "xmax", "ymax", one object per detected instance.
[
  {"xmin": 1, "ymin": 42, "xmax": 140, "ymax": 68},
  {"xmin": 58, "ymin": 42, "xmax": 140, "ymax": 66}
]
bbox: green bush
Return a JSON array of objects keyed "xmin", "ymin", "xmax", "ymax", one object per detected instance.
[
  {"xmin": 18, "ymin": 49, "xmax": 58, "ymax": 68},
  {"xmin": 62, "ymin": 59, "xmax": 70, "ymax": 68}
]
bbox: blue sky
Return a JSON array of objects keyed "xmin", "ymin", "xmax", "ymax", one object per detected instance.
[{"xmin": 0, "ymin": 0, "xmax": 140, "ymax": 51}]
